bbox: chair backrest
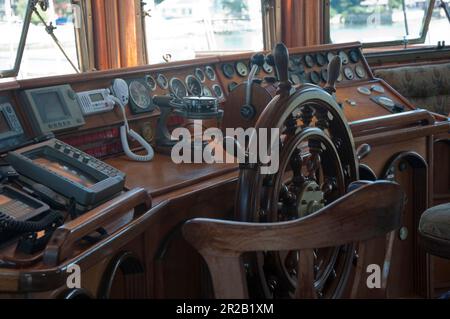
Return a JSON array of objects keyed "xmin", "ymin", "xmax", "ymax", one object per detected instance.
[{"xmin": 182, "ymin": 181, "xmax": 405, "ymax": 299}]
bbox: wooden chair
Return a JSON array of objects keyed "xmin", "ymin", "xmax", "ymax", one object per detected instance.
[{"xmin": 182, "ymin": 181, "xmax": 405, "ymax": 299}]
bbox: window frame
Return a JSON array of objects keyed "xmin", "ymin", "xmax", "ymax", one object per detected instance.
[
  {"xmin": 0, "ymin": 0, "xmax": 34, "ymax": 78},
  {"xmin": 324, "ymin": 0, "xmax": 437, "ymax": 49}
]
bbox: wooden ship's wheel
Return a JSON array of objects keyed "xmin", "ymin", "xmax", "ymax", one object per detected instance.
[{"xmin": 234, "ymin": 44, "xmax": 359, "ymax": 298}]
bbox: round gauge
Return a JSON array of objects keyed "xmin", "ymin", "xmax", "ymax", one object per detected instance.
[
  {"xmin": 337, "ymin": 72, "xmax": 343, "ymax": 82},
  {"xmin": 212, "ymin": 84, "xmax": 224, "ymax": 98},
  {"xmin": 343, "ymin": 67, "xmax": 355, "ymax": 80},
  {"xmin": 304, "ymin": 55, "xmax": 315, "ymax": 68},
  {"xmin": 290, "ymin": 73, "xmax": 302, "ymax": 85},
  {"xmin": 355, "ymin": 65, "xmax": 366, "ymax": 79},
  {"xmin": 222, "ymin": 63, "xmax": 235, "ymax": 79},
  {"xmin": 377, "ymin": 96, "xmax": 396, "ymax": 108},
  {"xmin": 349, "ymin": 49, "xmax": 360, "ymax": 63},
  {"xmin": 129, "ymin": 81, "xmax": 152, "ymax": 110},
  {"xmin": 235, "ymin": 61, "xmax": 249, "ymax": 77},
  {"xmin": 357, "ymin": 86, "xmax": 372, "ymax": 95},
  {"xmin": 169, "ymin": 77, "xmax": 188, "ymax": 99},
  {"xmin": 203, "ymin": 86, "xmax": 213, "ymax": 97},
  {"xmin": 186, "ymin": 75, "xmax": 203, "ymax": 96},
  {"xmin": 156, "ymin": 74, "xmax": 168, "ymax": 89},
  {"xmin": 195, "ymin": 68, "xmax": 206, "ymax": 83},
  {"xmin": 228, "ymin": 81, "xmax": 238, "ymax": 92},
  {"xmin": 316, "ymin": 53, "xmax": 327, "ymax": 66},
  {"xmin": 145, "ymin": 75, "xmax": 156, "ymax": 91},
  {"xmin": 309, "ymin": 71, "xmax": 321, "ymax": 85},
  {"xmin": 205, "ymin": 66, "xmax": 216, "ymax": 81},
  {"xmin": 327, "ymin": 52, "xmax": 335, "ymax": 63},
  {"xmin": 262, "ymin": 62, "xmax": 273, "ymax": 74},
  {"xmin": 371, "ymin": 85, "xmax": 385, "ymax": 94},
  {"xmin": 338, "ymin": 51, "xmax": 349, "ymax": 65},
  {"xmin": 292, "ymin": 56, "xmax": 302, "ymax": 65},
  {"xmin": 321, "ymin": 68, "xmax": 329, "ymax": 82},
  {"xmin": 288, "ymin": 58, "xmax": 296, "ymax": 72}
]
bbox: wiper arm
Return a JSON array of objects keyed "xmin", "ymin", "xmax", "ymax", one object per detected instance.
[
  {"xmin": 440, "ymin": 1, "xmax": 450, "ymax": 25},
  {"xmin": 32, "ymin": 5, "xmax": 80, "ymax": 73}
]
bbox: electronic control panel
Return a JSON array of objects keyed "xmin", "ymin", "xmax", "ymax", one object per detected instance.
[
  {"xmin": 77, "ymin": 88, "xmax": 115, "ymax": 116},
  {"xmin": 0, "ymin": 97, "xmax": 27, "ymax": 151},
  {"xmin": 7, "ymin": 139, "xmax": 126, "ymax": 206},
  {"xmin": 21, "ymin": 84, "xmax": 86, "ymax": 134}
]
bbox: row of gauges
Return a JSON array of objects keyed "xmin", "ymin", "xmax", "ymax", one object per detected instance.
[
  {"xmin": 221, "ymin": 60, "xmax": 273, "ymax": 79},
  {"xmin": 143, "ymin": 66, "xmax": 224, "ymax": 100}
]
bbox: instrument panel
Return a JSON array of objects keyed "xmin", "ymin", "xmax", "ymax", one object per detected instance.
[{"xmin": 0, "ymin": 41, "xmax": 414, "ymax": 161}]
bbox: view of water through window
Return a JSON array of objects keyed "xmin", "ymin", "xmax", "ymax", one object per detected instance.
[
  {"xmin": 330, "ymin": 0, "xmax": 450, "ymax": 45},
  {"xmin": 144, "ymin": 0, "xmax": 264, "ymax": 64}
]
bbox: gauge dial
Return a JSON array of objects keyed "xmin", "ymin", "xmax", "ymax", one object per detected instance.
[
  {"xmin": 205, "ymin": 66, "xmax": 216, "ymax": 81},
  {"xmin": 156, "ymin": 74, "xmax": 168, "ymax": 89},
  {"xmin": 186, "ymin": 75, "xmax": 203, "ymax": 96},
  {"xmin": 222, "ymin": 63, "xmax": 235, "ymax": 79},
  {"xmin": 129, "ymin": 81, "xmax": 152, "ymax": 110},
  {"xmin": 235, "ymin": 61, "xmax": 249, "ymax": 77},
  {"xmin": 290, "ymin": 73, "xmax": 302, "ymax": 85},
  {"xmin": 371, "ymin": 85, "xmax": 385, "ymax": 94},
  {"xmin": 203, "ymin": 87, "xmax": 213, "ymax": 97},
  {"xmin": 262, "ymin": 62, "xmax": 273, "ymax": 74},
  {"xmin": 326, "ymin": 52, "xmax": 335, "ymax": 63},
  {"xmin": 321, "ymin": 68, "xmax": 329, "ymax": 82},
  {"xmin": 338, "ymin": 51, "xmax": 349, "ymax": 65},
  {"xmin": 228, "ymin": 81, "xmax": 238, "ymax": 92},
  {"xmin": 357, "ymin": 86, "xmax": 371, "ymax": 95},
  {"xmin": 349, "ymin": 49, "xmax": 360, "ymax": 63},
  {"xmin": 169, "ymin": 77, "xmax": 188, "ymax": 99},
  {"xmin": 195, "ymin": 68, "xmax": 206, "ymax": 83},
  {"xmin": 315, "ymin": 53, "xmax": 326, "ymax": 67},
  {"xmin": 375, "ymin": 96, "xmax": 395, "ymax": 108},
  {"xmin": 146, "ymin": 75, "xmax": 156, "ymax": 91},
  {"xmin": 212, "ymin": 84, "xmax": 224, "ymax": 98},
  {"xmin": 355, "ymin": 65, "xmax": 366, "ymax": 79},
  {"xmin": 309, "ymin": 71, "xmax": 321, "ymax": 84},
  {"xmin": 304, "ymin": 55, "xmax": 315, "ymax": 68},
  {"xmin": 343, "ymin": 67, "xmax": 354, "ymax": 80}
]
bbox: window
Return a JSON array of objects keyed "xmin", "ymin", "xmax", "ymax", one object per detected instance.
[
  {"xmin": 0, "ymin": 0, "xmax": 79, "ymax": 79},
  {"xmin": 328, "ymin": 0, "xmax": 440, "ymax": 47},
  {"xmin": 144, "ymin": 0, "xmax": 264, "ymax": 64}
]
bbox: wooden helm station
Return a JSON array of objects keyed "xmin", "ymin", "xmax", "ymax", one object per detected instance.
[{"xmin": 0, "ymin": 38, "xmax": 448, "ymax": 299}]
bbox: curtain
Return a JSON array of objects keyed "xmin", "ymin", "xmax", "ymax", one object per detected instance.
[
  {"xmin": 280, "ymin": 0, "xmax": 325, "ymax": 48},
  {"xmin": 91, "ymin": 0, "xmax": 146, "ymax": 70}
]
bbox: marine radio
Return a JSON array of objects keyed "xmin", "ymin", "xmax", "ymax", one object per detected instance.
[
  {"xmin": 0, "ymin": 97, "xmax": 27, "ymax": 151},
  {"xmin": 7, "ymin": 139, "xmax": 126, "ymax": 207}
]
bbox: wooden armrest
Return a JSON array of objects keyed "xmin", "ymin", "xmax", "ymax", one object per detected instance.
[
  {"xmin": 43, "ymin": 188, "xmax": 151, "ymax": 266},
  {"xmin": 183, "ymin": 181, "xmax": 404, "ymax": 256}
]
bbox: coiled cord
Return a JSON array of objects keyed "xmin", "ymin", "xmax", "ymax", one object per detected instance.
[{"xmin": 0, "ymin": 210, "xmax": 62, "ymax": 234}]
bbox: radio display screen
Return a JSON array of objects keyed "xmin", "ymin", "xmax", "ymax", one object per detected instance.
[
  {"xmin": 89, "ymin": 93, "xmax": 104, "ymax": 102},
  {"xmin": 29, "ymin": 152, "xmax": 99, "ymax": 188},
  {"xmin": 0, "ymin": 112, "xmax": 11, "ymax": 134},
  {"xmin": 32, "ymin": 91, "xmax": 70, "ymax": 123}
]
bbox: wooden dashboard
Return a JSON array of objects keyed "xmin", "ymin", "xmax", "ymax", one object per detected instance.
[{"xmin": 0, "ymin": 42, "xmax": 448, "ymax": 299}]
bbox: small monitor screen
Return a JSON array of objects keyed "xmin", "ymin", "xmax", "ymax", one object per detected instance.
[
  {"xmin": 30, "ymin": 153, "xmax": 99, "ymax": 188},
  {"xmin": 0, "ymin": 112, "xmax": 11, "ymax": 134},
  {"xmin": 89, "ymin": 93, "xmax": 104, "ymax": 103},
  {"xmin": 32, "ymin": 91, "xmax": 69, "ymax": 123}
]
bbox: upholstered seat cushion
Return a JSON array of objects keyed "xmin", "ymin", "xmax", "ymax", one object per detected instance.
[
  {"xmin": 419, "ymin": 204, "xmax": 450, "ymax": 241},
  {"xmin": 374, "ymin": 63, "xmax": 450, "ymax": 116}
]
